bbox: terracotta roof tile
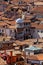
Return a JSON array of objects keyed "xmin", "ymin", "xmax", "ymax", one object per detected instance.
[
  {"xmin": 0, "ymin": 22, "xmax": 7, "ymax": 26},
  {"xmin": 27, "ymin": 54, "xmax": 43, "ymax": 60},
  {"xmin": 31, "ymin": 23, "xmax": 43, "ymax": 29},
  {"xmin": 6, "ymin": 20, "xmax": 16, "ymax": 25},
  {"xmin": 32, "ymin": 6, "xmax": 43, "ymax": 13}
]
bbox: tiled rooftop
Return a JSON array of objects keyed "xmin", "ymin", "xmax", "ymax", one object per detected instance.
[{"xmin": 27, "ymin": 54, "xmax": 43, "ymax": 60}]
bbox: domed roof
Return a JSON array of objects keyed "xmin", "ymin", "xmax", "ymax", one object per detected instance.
[{"xmin": 16, "ymin": 18, "xmax": 23, "ymax": 23}]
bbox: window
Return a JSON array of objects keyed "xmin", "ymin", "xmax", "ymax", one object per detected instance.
[
  {"xmin": 10, "ymin": 30, "xmax": 12, "ymax": 34},
  {"xmin": 37, "ymin": 30, "xmax": 39, "ymax": 32},
  {"xmin": 19, "ymin": 24, "xmax": 23, "ymax": 26},
  {"xmin": 10, "ymin": 30, "xmax": 12, "ymax": 33},
  {"xmin": 41, "ymin": 31, "xmax": 43, "ymax": 33},
  {"xmin": 26, "ymin": 36, "xmax": 29, "ymax": 39},
  {"xmin": 18, "ymin": 1, "xmax": 23, "ymax": 4},
  {"xmin": 18, "ymin": 32, "xmax": 22, "ymax": 34},
  {"xmin": 0, "ymin": 30, "xmax": 1, "ymax": 32},
  {"xmin": 26, "ymin": 23, "xmax": 28, "ymax": 25},
  {"xmin": 2, "ymin": 30, "xmax": 4, "ymax": 32},
  {"xmin": 11, "ymin": 8, "xmax": 14, "ymax": 11},
  {"xmin": 24, "ymin": 23, "xmax": 27, "ymax": 27},
  {"xmin": 8, "ymin": 44, "xmax": 10, "ymax": 46},
  {"xmin": 26, "ymin": 29, "xmax": 30, "ymax": 32},
  {"xmin": 37, "ymin": 30, "xmax": 41, "ymax": 32},
  {"xmin": 26, "ymin": 29, "xmax": 27, "ymax": 32}
]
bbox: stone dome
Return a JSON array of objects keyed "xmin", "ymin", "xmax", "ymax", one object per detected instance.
[{"xmin": 16, "ymin": 18, "xmax": 23, "ymax": 23}]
